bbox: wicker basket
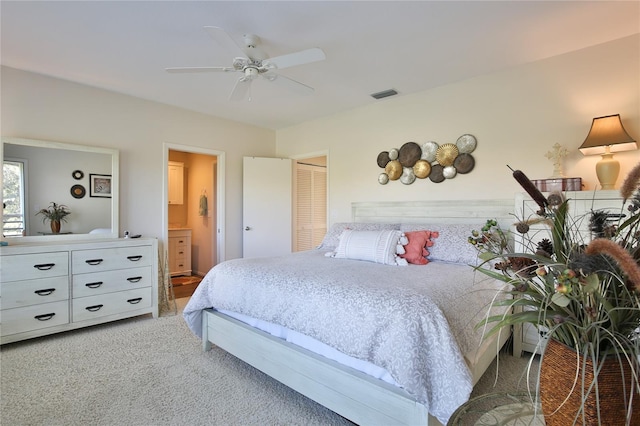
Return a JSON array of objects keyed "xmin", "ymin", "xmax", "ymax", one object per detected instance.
[{"xmin": 540, "ymin": 338, "xmax": 640, "ymax": 425}]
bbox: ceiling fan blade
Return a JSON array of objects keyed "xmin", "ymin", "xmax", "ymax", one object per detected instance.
[
  {"xmin": 229, "ymin": 77, "xmax": 252, "ymax": 101},
  {"xmin": 203, "ymin": 26, "xmax": 247, "ymax": 58},
  {"xmin": 263, "ymin": 48, "xmax": 326, "ymax": 70},
  {"xmin": 264, "ymin": 73, "xmax": 314, "ymax": 95},
  {"xmin": 166, "ymin": 66, "xmax": 235, "ymax": 73}
]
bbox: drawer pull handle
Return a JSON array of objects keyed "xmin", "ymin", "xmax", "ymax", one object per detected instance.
[
  {"xmin": 85, "ymin": 259, "xmax": 104, "ymax": 265},
  {"xmin": 127, "ymin": 276, "xmax": 143, "ymax": 283},
  {"xmin": 85, "ymin": 282, "xmax": 104, "ymax": 289},
  {"xmin": 86, "ymin": 304, "xmax": 104, "ymax": 312},
  {"xmin": 34, "ymin": 263, "xmax": 55, "ymax": 270},
  {"xmin": 34, "ymin": 288, "xmax": 56, "ymax": 296},
  {"xmin": 127, "ymin": 255, "xmax": 143, "ymax": 262},
  {"xmin": 34, "ymin": 313, "xmax": 56, "ymax": 321},
  {"xmin": 127, "ymin": 297, "xmax": 143, "ymax": 304}
]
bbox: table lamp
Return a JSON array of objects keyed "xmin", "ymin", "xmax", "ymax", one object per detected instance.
[{"xmin": 579, "ymin": 114, "xmax": 637, "ymax": 190}]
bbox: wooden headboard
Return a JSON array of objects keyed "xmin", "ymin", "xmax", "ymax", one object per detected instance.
[{"xmin": 352, "ymin": 199, "xmax": 514, "ymax": 227}]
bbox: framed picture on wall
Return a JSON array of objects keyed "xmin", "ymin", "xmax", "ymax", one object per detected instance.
[{"xmin": 89, "ymin": 174, "xmax": 112, "ymax": 198}]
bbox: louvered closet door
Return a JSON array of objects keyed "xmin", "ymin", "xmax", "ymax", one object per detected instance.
[{"xmin": 295, "ymin": 163, "xmax": 327, "ymax": 251}]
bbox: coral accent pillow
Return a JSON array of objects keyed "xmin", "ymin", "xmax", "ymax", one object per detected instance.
[
  {"xmin": 399, "ymin": 230, "xmax": 439, "ymax": 265},
  {"xmin": 401, "ymin": 224, "xmax": 479, "ymax": 265}
]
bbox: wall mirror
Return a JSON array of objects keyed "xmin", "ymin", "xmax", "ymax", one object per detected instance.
[{"xmin": 2, "ymin": 137, "xmax": 119, "ymax": 243}]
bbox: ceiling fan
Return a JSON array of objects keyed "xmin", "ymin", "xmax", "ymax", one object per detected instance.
[{"xmin": 166, "ymin": 26, "xmax": 326, "ymax": 101}]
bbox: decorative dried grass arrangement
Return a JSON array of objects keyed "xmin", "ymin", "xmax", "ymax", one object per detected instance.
[{"xmin": 470, "ymin": 163, "xmax": 640, "ymax": 425}]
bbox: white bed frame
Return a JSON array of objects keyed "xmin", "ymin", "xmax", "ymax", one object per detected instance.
[{"xmin": 202, "ymin": 199, "xmax": 514, "ymax": 426}]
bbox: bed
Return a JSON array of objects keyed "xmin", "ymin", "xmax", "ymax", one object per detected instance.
[{"xmin": 183, "ymin": 199, "xmax": 514, "ymax": 425}]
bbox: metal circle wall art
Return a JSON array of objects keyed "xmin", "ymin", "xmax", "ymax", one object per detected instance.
[
  {"xmin": 384, "ymin": 160, "xmax": 402, "ymax": 180},
  {"xmin": 435, "ymin": 144, "xmax": 459, "ymax": 167},
  {"xmin": 377, "ymin": 151, "xmax": 391, "ymax": 168},
  {"xmin": 413, "ymin": 160, "xmax": 431, "ymax": 178},
  {"xmin": 398, "ymin": 142, "xmax": 422, "ymax": 167},
  {"xmin": 376, "ymin": 134, "xmax": 477, "ymax": 185}
]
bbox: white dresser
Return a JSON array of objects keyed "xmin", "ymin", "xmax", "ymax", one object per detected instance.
[
  {"xmin": 0, "ymin": 238, "xmax": 158, "ymax": 344},
  {"xmin": 512, "ymin": 190, "xmax": 625, "ymax": 356}
]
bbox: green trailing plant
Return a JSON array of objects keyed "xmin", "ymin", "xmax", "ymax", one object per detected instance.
[
  {"xmin": 469, "ymin": 163, "xmax": 640, "ymax": 424},
  {"xmin": 36, "ymin": 202, "xmax": 71, "ymax": 223}
]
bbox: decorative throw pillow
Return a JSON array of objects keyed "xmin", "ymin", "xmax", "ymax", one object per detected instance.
[
  {"xmin": 400, "ymin": 223, "xmax": 480, "ymax": 265},
  {"xmin": 399, "ymin": 230, "xmax": 439, "ymax": 265},
  {"xmin": 318, "ymin": 222, "xmax": 401, "ymax": 250},
  {"xmin": 330, "ymin": 229, "xmax": 406, "ymax": 265}
]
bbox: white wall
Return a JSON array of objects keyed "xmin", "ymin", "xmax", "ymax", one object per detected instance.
[
  {"xmin": 2, "ymin": 35, "xmax": 638, "ymax": 253},
  {"xmin": 276, "ymin": 35, "xmax": 640, "ymax": 223},
  {"xmin": 1, "ymin": 66, "xmax": 276, "ymax": 259}
]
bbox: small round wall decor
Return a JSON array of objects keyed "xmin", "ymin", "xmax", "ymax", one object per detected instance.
[
  {"xmin": 376, "ymin": 134, "xmax": 477, "ymax": 185},
  {"xmin": 72, "ymin": 170, "xmax": 84, "ymax": 180},
  {"xmin": 70, "ymin": 184, "xmax": 86, "ymax": 199}
]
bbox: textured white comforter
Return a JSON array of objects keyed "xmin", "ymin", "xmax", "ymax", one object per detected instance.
[{"xmin": 183, "ymin": 249, "xmax": 502, "ymax": 424}]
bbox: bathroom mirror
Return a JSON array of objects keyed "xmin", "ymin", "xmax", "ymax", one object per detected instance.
[{"xmin": 1, "ymin": 137, "xmax": 119, "ymax": 243}]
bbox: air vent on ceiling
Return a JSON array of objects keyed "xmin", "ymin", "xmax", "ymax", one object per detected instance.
[{"xmin": 370, "ymin": 89, "xmax": 398, "ymax": 100}]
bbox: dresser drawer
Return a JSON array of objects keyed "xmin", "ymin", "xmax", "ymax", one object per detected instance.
[
  {"xmin": 72, "ymin": 287, "xmax": 152, "ymax": 322},
  {"xmin": 1, "ymin": 276, "xmax": 69, "ymax": 309},
  {"xmin": 0, "ymin": 301, "xmax": 70, "ymax": 336},
  {"xmin": 175, "ymin": 253, "xmax": 187, "ymax": 268},
  {"xmin": 0, "ymin": 252, "xmax": 69, "ymax": 283},
  {"xmin": 72, "ymin": 266, "xmax": 152, "ymax": 298},
  {"xmin": 72, "ymin": 245, "xmax": 153, "ymax": 274}
]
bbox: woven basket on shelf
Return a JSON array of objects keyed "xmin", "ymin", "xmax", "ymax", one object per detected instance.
[{"xmin": 540, "ymin": 338, "xmax": 640, "ymax": 426}]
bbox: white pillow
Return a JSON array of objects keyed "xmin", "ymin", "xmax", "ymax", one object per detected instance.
[
  {"xmin": 331, "ymin": 229, "xmax": 405, "ymax": 265},
  {"xmin": 318, "ymin": 222, "xmax": 400, "ymax": 250}
]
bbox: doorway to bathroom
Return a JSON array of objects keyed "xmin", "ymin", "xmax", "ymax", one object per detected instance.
[{"xmin": 164, "ymin": 144, "xmax": 225, "ymax": 299}]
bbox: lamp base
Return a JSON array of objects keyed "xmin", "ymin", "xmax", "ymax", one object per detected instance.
[{"xmin": 595, "ymin": 152, "xmax": 619, "ymax": 190}]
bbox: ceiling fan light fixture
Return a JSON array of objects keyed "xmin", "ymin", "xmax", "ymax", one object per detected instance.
[
  {"xmin": 371, "ymin": 89, "xmax": 398, "ymax": 100},
  {"xmin": 244, "ymin": 67, "xmax": 259, "ymax": 79},
  {"xmin": 243, "ymin": 34, "xmax": 260, "ymax": 49}
]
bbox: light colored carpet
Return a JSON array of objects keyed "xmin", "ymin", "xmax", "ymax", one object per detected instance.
[{"xmin": 1, "ymin": 298, "xmax": 539, "ymax": 425}]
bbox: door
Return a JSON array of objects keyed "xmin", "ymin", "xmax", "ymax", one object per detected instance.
[
  {"xmin": 243, "ymin": 157, "xmax": 292, "ymax": 258},
  {"xmin": 294, "ymin": 161, "xmax": 327, "ymax": 251}
]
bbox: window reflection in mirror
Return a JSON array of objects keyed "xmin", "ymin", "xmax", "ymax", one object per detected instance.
[{"xmin": 2, "ymin": 158, "xmax": 27, "ymax": 236}]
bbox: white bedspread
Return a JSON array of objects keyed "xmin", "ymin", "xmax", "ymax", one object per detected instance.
[{"xmin": 183, "ymin": 249, "xmax": 502, "ymax": 424}]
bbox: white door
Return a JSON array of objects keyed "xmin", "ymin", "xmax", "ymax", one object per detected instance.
[{"xmin": 243, "ymin": 157, "xmax": 292, "ymax": 258}]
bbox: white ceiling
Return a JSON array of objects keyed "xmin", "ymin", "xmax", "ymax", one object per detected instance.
[{"xmin": 2, "ymin": 1, "xmax": 639, "ymax": 130}]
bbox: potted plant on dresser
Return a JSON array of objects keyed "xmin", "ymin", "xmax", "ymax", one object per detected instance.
[
  {"xmin": 36, "ymin": 202, "xmax": 71, "ymax": 234},
  {"xmin": 469, "ymin": 163, "xmax": 640, "ymax": 425}
]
